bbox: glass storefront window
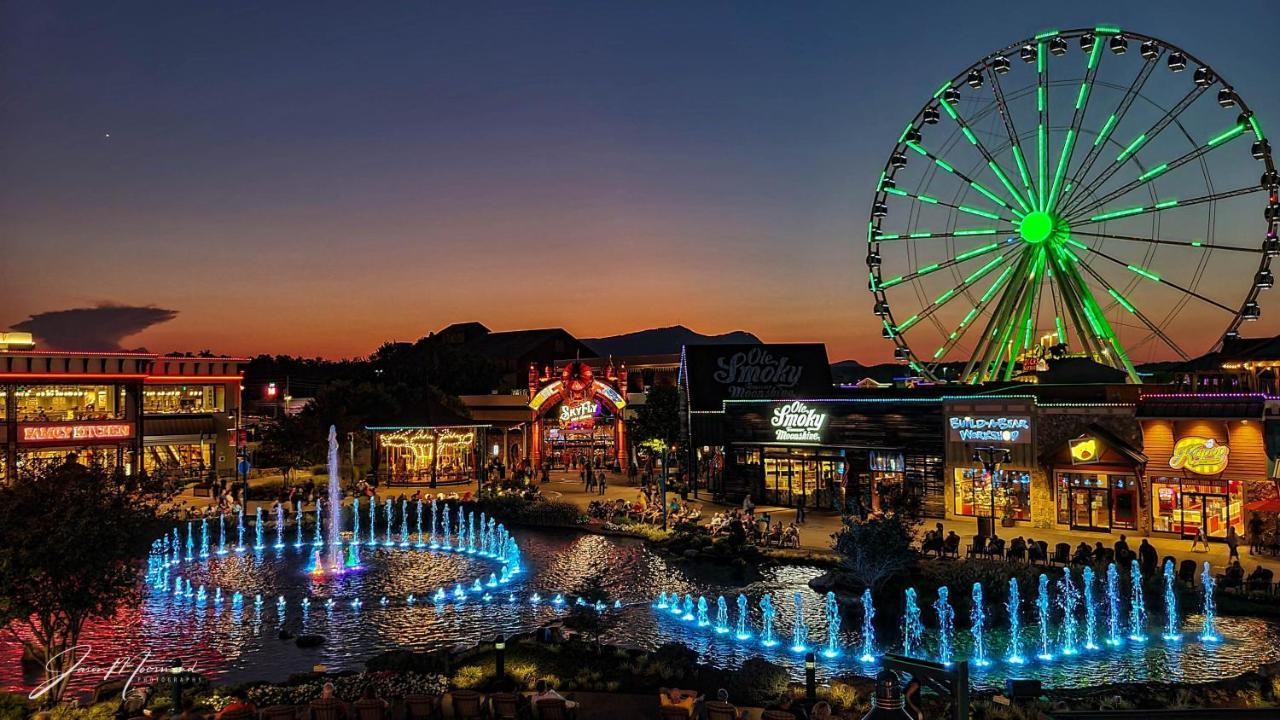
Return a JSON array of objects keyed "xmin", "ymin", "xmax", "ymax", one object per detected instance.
[
  {"xmin": 143, "ymin": 385, "xmax": 225, "ymax": 414},
  {"xmin": 14, "ymin": 384, "xmax": 121, "ymax": 421},
  {"xmin": 1150, "ymin": 477, "xmax": 1243, "ymax": 539},
  {"xmin": 952, "ymin": 468, "xmax": 1031, "ymax": 521},
  {"xmin": 762, "ymin": 450, "xmax": 844, "ymax": 509},
  {"xmin": 144, "ymin": 442, "xmax": 212, "ymax": 479}
]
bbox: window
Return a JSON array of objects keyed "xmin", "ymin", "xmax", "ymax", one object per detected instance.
[
  {"xmin": 14, "ymin": 384, "xmax": 121, "ymax": 421},
  {"xmin": 953, "ymin": 468, "xmax": 1031, "ymax": 520},
  {"xmin": 142, "ymin": 385, "xmax": 225, "ymax": 414}
]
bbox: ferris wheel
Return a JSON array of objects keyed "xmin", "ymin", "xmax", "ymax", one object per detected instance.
[{"xmin": 866, "ymin": 26, "xmax": 1277, "ymax": 383}]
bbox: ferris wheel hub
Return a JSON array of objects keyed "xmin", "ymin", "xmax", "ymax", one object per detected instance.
[{"xmin": 1018, "ymin": 210, "xmax": 1060, "ymax": 244}]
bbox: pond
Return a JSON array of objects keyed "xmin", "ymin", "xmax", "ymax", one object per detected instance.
[{"xmin": 3, "ymin": 519, "xmax": 1279, "ymax": 697}]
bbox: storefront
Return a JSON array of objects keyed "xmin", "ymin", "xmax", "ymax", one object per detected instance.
[
  {"xmin": 1043, "ymin": 426, "xmax": 1146, "ymax": 533},
  {"xmin": 944, "ymin": 398, "xmax": 1039, "ymax": 526},
  {"xmin": 1137, "ymin": 395, "xmax": 1268, "ymax": 541},
  {"xmin": 528, "ymin": 360, "xmax": 627, "ymax": 470},
  {"xmin": 724, "ymin": 397, "xmax": 945, "ymax": 515}
]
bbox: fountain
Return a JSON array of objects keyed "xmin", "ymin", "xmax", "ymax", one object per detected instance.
[
  {"xmin": 933, "ymin": 586, "xmax": 954, "ymax": 665},
  {"xmin": 761, "ymin": 593, "xmax": 777, "ymax": 647},
  {"xmin": 274, "ymin": 503, "xmax": 285, "ymax": 549},
  {"xmin": 236, "ymin": 509, "xmax": 245, "ymax": 552},
  {"xmin": 185, "ymin": 523, "xmax": 194, "ymax": 560},
  {"xmin": 326, "ymin": 427, "xmax": 345, "ymax": 572},
  {"xmin": 385, "ymin": 498, "xmax": 395, "ymax": 546},
  {"xmin": 901, "ymin": 588, "xmax": 923, "ymax": 658},
  {"xmin": 790, "ymin": 592, "xmax": 809, "ymax": 652},
  {"xmin": 200, "ymin": 517, "xmax": 209, "ymax": 558},
  {"xmin": 1105, "ymin": 562, "xmax": 1122, "ymax": 646},
  {"xmin": 1058, "ymin": 568, "xmax": 1080, "ymax": 655},
  {"xmin": 1162, "ymin": 559, "xmax": 1181, "ymax": 641},
  {"xmin": 255, "ymin": 507, "xmax": 265, "ymax": 550},
  {"xmin": 430, "ymin": 501, "xmax": 439, "ymax": 547},
  {"xmin": 400, "ymin": 498, "xmax": 409, "ymax": 547},
  {"xmin": 735, "ymin": 594, "xmax": 751, "ymax": 640},
  {"xmin": 823, "ymin": 591, "xmax": 841, "ymax": 658},
  {"xmin": 368, "ymin": 495, "xmax": 376, "ymax": 545},
  {"xmin": 971, "ymin": 582, "xmax": 989, "ymax": 666},
  {"xmin": 1082, "ymin": 566, "xmax": 1099, "ymax": 650},
  {"xmin": 859, "ymin": 588, "xmax": 876, "ymax": 663},
  {"xmin": 1036, "ymin": 574, "xmax": 1052, "ymax": 660},
  {"xmin": 1199, "ymin": 561, "xmax": 1220, "ymax": 642},
  {"xmin": 294, "ymin": 500, "xmax": 303, "ymax": 548},
  {"xmin": 681, "ymin": 594, "xmax": 695, "ymax": 621},
  {"xmin": 217, "ymin": 513, "xmax": 227, "ymax": 554},
  {"xmin": 313, "ymin": 499, "xmax": 323, "ymax": 548},
  {"xmin": 1128, "ymin": 559, "xmax": 1148, "ymax": 642},
  {"xmin": 442, "ymin": 503, "xmax": 451, "ymax": 548},
  {"xmin": 715, "ymin": 596, "xmax": 729, "ymax": 634},
  {"xmin": 696, "ymin": 596, "xmax": 709, "ymax": 627},
  {"xmin": 306, "ymin": 550, "xmax": 325, "ymax": 576},
  {"xmin": 415, "ymin": 500, "xmax": 424, "ymax": 547},
  {"xmin": 345, "ymin": 540, "xmax": 361, "ymax": 569},
  {"xmin": 353, "ymin": 497, "xmax": 361, "ymax": 544},
  {"xmin": 469, "ymin": 512, "xmax": 478, "ymax": 553},
  {"xmin": 655, "ymin": 592, "xmax": 669, "ymax": 609}
]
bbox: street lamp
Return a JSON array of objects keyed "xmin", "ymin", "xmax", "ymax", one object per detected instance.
[{"xmin": 971, "ymin": 446, "xmax": 1012, "ymax": 540}]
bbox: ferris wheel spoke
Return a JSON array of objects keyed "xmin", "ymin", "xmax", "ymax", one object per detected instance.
[
  {"xmin": 1057, "ymin": 52, "xmax": 1162, "ymax": 213},
  {"xmin": 936, "ymin": 95, "xmax": 1033, "ymax": 213},
  {"xmin": 1060, "ymin": 83, "xmax": 1209, "ymax": 217},
  {"xmin": 881, "ymin": 185, "xmax": 1020, "ymax": 223},
  {"xmin": 901, "ymin": 141, "xmax": 1025, "ymax": 217},
  {"xmin": 872, "ymin": 226, "xmax": 1015, "ymax": 242},
  {"xmin": 1046, "ymin": 38, "xmax": 1105, "ymax": 211},
  {"xmin": 888, "ymin": 249, "xmax": 1017, "ymax": 332},
  {"xmin": 1063, "ymin": 239, "xmax": 1240, "ymax": 314},
  {"xmin": 1035, "ymin": 40, "xmax": 1051, "ymax": 210},
  {"xmin": 984, "ymin": 61, "xmax": 1038, "ymax": 207},
  {"xmin": 1065, "ymin": 121, "xmax": 1251, "ymax": 220},
  {"xmin": 876, "ymin": 241, "xmax": 1011, "ymax": 293},
  {"xmin": 1048, "ymin": 245, "xmax": 1140, "ymax": 381},
  {"xmin": 1072, "ymin": 184, "xmax": 1263, "ymax": 226},
  {"xmin": 1045, "ymin": 246, "xmax": 1110, "ymax": 363},
  {"xmin": 926, "ymin": 265, "xmax": 1017, "ymax": 361},
  {"xmin": 1073, "ymin": 257, "xmax": 1191, "ymax": 360},
  {"xmin": 964, "ymin": 248, "xmax": 1041, "ymax": 382},
  {"xmin": 1069, "ymin": 230, "xmax": 1263, "ymax": 254}
]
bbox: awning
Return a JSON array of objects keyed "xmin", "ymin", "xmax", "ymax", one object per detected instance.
[{"xmin": 1244, "ymin": 498, "xmax": 1280, "ymax": 513}]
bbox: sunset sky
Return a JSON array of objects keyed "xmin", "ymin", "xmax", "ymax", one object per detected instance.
[{"xmin": 3, "ymin": 1, "xmax": 1277, "ymax": 362}]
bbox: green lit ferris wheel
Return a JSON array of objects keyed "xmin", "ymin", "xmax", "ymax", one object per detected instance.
[{"xmin": 867, "ymin": 26, "xmax": 1278, "ymax": 383}]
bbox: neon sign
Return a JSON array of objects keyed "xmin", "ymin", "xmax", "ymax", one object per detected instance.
[
  {"xmin": 771, "ymin": 401, "xmax": 827, "ymax": 443},
  {"xmin": 20, "ymin": 423, "xmax": 133, "ymax": 444},
  {"xmin": 948, "ymin": 416, "xmax": 1030, "ymax": 443},
  {"xmin": 559, "ymin": 400, "xmax": 599, "ymax": 426},
  {"xmin": 1170, "ymin": 436, "xmax": 1229, "ymax": 475},
  {"xmin": 1069, "ymin": 437, "xmax": 1099, "ymax": 464}
]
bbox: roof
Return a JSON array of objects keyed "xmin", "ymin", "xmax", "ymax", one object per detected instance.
[
  {"xmin": 1016, "ymin": 357, "xmax": 1131, "ymax": 384},
  {"xmin": 1040, "ymin": 422, "xmax": 1147, "ymax": 467},
  {"xmin": 1136, "ymin": 394, "xmax": 1266, "ymax": 419},
  {"xmin": 468, "ymin": 328, "xmax": 595, "ymax": 361},
  {"xmin": 1220, "ymin": 335, "xmax": 1280, "ymax": 360}
]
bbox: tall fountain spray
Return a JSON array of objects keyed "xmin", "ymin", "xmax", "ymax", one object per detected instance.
[
  {"xmin": 415, "ymin": 500, "xmax": 424, "ymax": 547},
  {"xmin": 696, "ymin": 596, "xmax": 710, "ymax": 626},
  {"xmin": 715, "ymin": 596, "xmax": 729, "ymax": 634},
  {"xmin": 761, "ymin": 594, "xmax": 778, "ymax": 646},
  {"xmin": 326, "ymin": 427, "xmax": 344, "ymax": 571},
  {"xmin": 1036, "ymin": 574, "xmax": 1052, "ymax": 660},
  {"xmin": 352, "ymin": 497, "xmax": 361, "ymax": 544},
  {"xmin": 735, "ymin": 594, "xmax": 751, "ymax": 640},
  {"xmin": 218, "ymin": 513, "xmax": 227, "ymax": 554},
  {"xmin": 313, "ymin": 499, "xmax": 324, "ymax": 547},
  {"xmin": 400, "ymin": 498, "xmax": 409, "ymax": 547},
  {"xmin": 368, "ymin": 495, "xmax": 376, "ymax": 545},
  {"xmin": 274, "ymin": 503, "xmax": 284, "ymax": 549},
  {"xmin": 1105, "ymin": 562, "xmax": 1122, "ymax": 646},
  {"xmin": 186, "ymin": 521, "xmax": 194, "ymax": 560},
  {"xmin": 442, "ymin": 503, "xmax": 451, "ymax": 548},
  {"xmin": 1058, "ymin": 568, "xmax": 1080, "ymax": 655},
  {"xmin": 1007, "ymin": 577, "xmax": 1025, "ymax": 663},
  {"xmin": 200, "ymin": 517, "xmax": 209, "ymax": 557},
  {"xmin": 1162, "ymin": 559, "xmax": 1181, "ymax": 640},
  {"xmin": 430, "ymin": 501, "xmax": 439, "ymax": 547},
  {"xmin": 236, "ymin": 508, "xmax": 245, "ymax": 551},
  {"xmin": 971, "ymin": 582, "xmax": 989, "ymax": 666},
  {"xmin": 902, "ymin": 588, "xmax": 923, "ymax": 657},
  {"xmin": 681, "ymin": 594, "xmax": 695, "ymax": 621},
  {"xmin": 791, "ymin": 592, "xmax": 809, "ymax": 652},
  {"xmin": 254, "ymin": 506, "xmax": 265, "ymax": 550},
  {"xmin": 1082, "ymin": 566, "xmax": 1099, "ymax": 650},
  {"xmin": 385, "ymin": 498, "xmax": 395, "ymax": 546},
  {"xmin": 1199, "ymin": 561, "xmax": 1220, "ymax": 642},
  {"xmin": 823, "ymin": 591, "xmax": 841, "ymax": 658},
  {"xmin": 933, "ymin": 586, "xmax": 954, "ymax": 665},
  {"xmin": 859, "ymin": 589, "xmax": 876, "ymax": 662},
  {"xmin": 1128, "ymin": 559, "xmax": 1148, "ymax": 642}
]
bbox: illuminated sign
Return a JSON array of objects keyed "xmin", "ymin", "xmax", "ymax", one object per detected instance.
[
  {"xmin": 770, "ymin": 401, "xmax": 827, "ymax": 443},
  {"xmin": 528, "ymin": 379, "xmax": 627, "ymax": 412},
  {"xmin": 20, "ymin": 422, "xmax": 134, "ymax": 444},
  {"xmin": 947, "ymin": 415, "xmax": 1031, "ymax": 443},
  {"xmin": 1170, "ymin": 436, "xmax": 1229, "ymax": 475},
  {"xmin": 559, "ymin": 400, "xmax": 600, "ymax": 427},
  {"xmin": 592, "ymin": 381, "xmax": 626, "ymax": 410},
  {"xmin": 1069, "ymin": 437, "xmax": 1100, "ymax": 464}
]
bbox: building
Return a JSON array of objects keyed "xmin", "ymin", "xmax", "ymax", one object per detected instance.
[
  {"xmin": 1, "ymin": 345, "xmax": 246, "ymax": 482},
  {"xmin": 437, "ymin": 323, "xmax": 596, "ymax": 390}
]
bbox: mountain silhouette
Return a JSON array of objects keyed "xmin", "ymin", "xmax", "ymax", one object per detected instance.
[{"xmin": 582, "ymin": 325, "xmax": 760, "ymax": 356}]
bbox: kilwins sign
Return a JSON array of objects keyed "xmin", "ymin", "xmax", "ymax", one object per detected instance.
[{"xmin": 684, "ymin": 343, "xmax": 833, "ymax": 411}]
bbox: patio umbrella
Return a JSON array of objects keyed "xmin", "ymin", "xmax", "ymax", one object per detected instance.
[{"xmin": 1243, "ymin": 498, "xmax": 1280, "ymax": 513}]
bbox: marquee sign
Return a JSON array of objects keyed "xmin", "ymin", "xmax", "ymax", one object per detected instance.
[
  {"xmin": 559, "ymin": 400, "xmax": 599, "ymax": 428},
  {"xmin": 770, "ymin": 401, "xmax": 828, "ymax": 443},
  {"xmin": 684, "ymin": 343, "xmax": 832, "ymax": 411},
  {"xmin": 1069, "ymin": 436, "xmax": 1100, "ymax": 464},
  {"xmin": 947, "ymin": 415, "xmax": 1031, "ymax": 443},
  {"xmin": 20, "ymin": 422, "xmax": 134, "ymax": 444},
  {"xmin": 1169, "ymin": 436, "xmax": 1229, "ymax": 475}
]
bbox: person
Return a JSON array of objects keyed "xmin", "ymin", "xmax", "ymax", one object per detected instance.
[
  {"xmin": 1249, "ymin": 514, "xmax": 1265, "ymax": 555},
  {"xmin": 1227, "ymin": 525, "xmax": 1241, "ymax": 562},
  {"xmin": 598, "ymin": 471, "xmax": 607, "ymax": 496},
  {"xmin": 1072, "ymin": 541, "xmax": 1092, "ymax": 565},
  {"xmin": 1138, "ymin": 538, "xmax": 1158, "ymax": 577},
  {"xmin": 795, "ymin": 498, "xmax": 806, "ymax": 524},
  {"xmin": 765, "ymin": 687, "xmax": 807, "ymax": 720},
  {"xmin": 1191, "ymin": 525, "xmax": 1210, "ymax": 552},
  {"xmin": 809, "ymin": 702, "xmax": 832, "ymax": 720},
  {"xmin": 659, "ymin": 687, "xmax": 699, "ymax": 718},
  {"xmin": 217, "ymin": 689, "xmax": 256, "ymax": 719}
]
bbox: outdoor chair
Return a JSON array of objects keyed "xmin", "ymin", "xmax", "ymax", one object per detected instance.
[
  {"xmin": 704, "ymin": 701, "xmax": 740, "ymax": 720},
  {"xmin": 988, "ymin": 537, "xmax": 1005, "ymax": 559},
  {"xmin": 535, "ymin": 698, "xmax": 572, "ymax": 720},
  {"xmin": 1053, "ymin": 543, "xmax": 1071, "ymax": 566},
  {"xmin": 942, "ymin": 534, "xmax": 961, "ymax": 558},
  {"xmin": 761, "ymin": 711, "xmax": 797, "ymax": 720},
  {"xmin": 352, "ymin": 699, "xmax": 388, "ymax": 720},
  {"xmin": 965, "ymin": 535, "xmax": 984, "ymax": 558},
  {"xmin": 659, "ymin": 706, "xmax": 691, "ymax": 720},
  {"xmin": 1247, "ymin": 568, "xmax": 1274, "ymax": 593},
  {"xmin": 308, "ymin": 698, "xmax": 347, "ymax": 720},
  {"xmin": 403, "ymin": 694, "xmax": 442, "ymax": 720},
  {"xmin": 219, "ymin": 708, "xmax": 257, "ymax": 720},
  {"xmin": 260, "ymin": 705, "xmax": 300, "ymax": 720},
  {"xmin": 1005, "ymin": 545, "xmax": 1025, "ymax": 563},
  {"xmin": 488, "ymin": 692, "xmax": 525, "ymax": 720},
  {"xmin": 450, "ymin": 690, "xmax": 485, "ymax": 720},
  {"xmin": 1178, "ymin": 559, "xmax": 1197, "ymax": 586}
]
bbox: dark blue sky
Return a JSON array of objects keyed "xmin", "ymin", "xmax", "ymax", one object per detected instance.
[{"xmin": 2, "ymin": 1, "xmax": 1276, "ymax": 360}]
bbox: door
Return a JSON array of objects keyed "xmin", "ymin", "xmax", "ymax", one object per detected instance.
[
  {"xmin": 1069, "ymin": 488, "xmax": 1111, "ymax": 532},
  {"xmin": 1195, "ymin": 493, "xmax": 1231, "ymax": 539}
]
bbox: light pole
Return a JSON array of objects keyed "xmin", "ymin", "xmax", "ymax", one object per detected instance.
[{"xmin": 971, "ymin": 446, "xmax": 1011, "ymax": 540}]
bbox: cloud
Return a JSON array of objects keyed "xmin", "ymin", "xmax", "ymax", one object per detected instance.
[{"xmin": 11, "ymin": 304, "xmax": 179, "ymax": 352}]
